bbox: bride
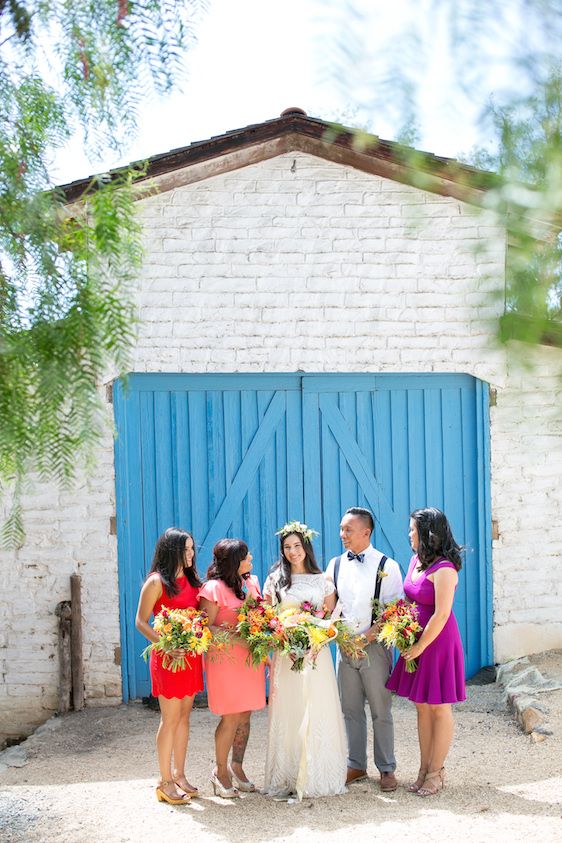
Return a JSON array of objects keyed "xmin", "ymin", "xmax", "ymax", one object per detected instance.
[{"xmin": 262, "ymin": 521, "xmax": 347, "ymax": 800}]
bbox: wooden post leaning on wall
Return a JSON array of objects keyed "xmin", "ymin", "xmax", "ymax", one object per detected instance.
[
  {"xmin": 70, "ymin": 574, "xmax": 85, "ymax": 711},
  {"xmin": 55, "ymin": 600, "xmax": 72, "ymax": 713}
]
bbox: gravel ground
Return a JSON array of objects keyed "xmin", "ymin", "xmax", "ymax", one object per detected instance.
[{"xmin": 1, "ymin": 652, "xmax": 561, "ymax": 843}]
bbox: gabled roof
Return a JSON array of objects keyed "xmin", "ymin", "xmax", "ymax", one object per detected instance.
[
  {"xmin": 60, "ymin": 108, "xmax": 499, "ymax": 205},
  {"xmin": 60, "ymin": 109, "xmax": 562, "ymax": 349}
]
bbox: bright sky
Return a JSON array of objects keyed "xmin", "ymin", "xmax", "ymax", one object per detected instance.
[{"xmin": 52, "ymin": 0, "xmax": 525, "ymax": 185}]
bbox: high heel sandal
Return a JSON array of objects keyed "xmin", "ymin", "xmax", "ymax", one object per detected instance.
[
  {"xmin": 229, "ymin": 765, "xmax": 256, "ymax": 793},
  {"xmin": 416, "ymin": 767, "xmax": 445, "ymax": 797},
  {"xmin": 174, "ymin": 776, "xmax": 199, "ymax": 797},
  {"xmin": 406, "ymin": 768, "xmax": 428, "ymax": 793},
  {"xmin": 155, "ymin": 780, "xmax": 191, "ymax": 804},
  {"xmin": 210, "ymin": 768, "xmax": 240, "ymax": 799}
]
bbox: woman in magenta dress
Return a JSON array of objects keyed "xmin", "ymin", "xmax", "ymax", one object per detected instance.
[
  {"xmin": 136, "ymin": 528, "xmax": 204, "ymax": 805},
  {"xmin": 386, "ymin": 508, "xmax": 465, "ymax": 797},
  {"xmin": 199, "ymin": 539, "xmax": 266, "ymax": 798}
]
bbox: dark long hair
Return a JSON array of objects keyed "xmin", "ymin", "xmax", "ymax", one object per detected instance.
[
  {"xmin": 269, "ymin": 531, "xmax": 321, "ymax": 602},
  {"xmin": 206, "ymin": 538, "xmax": 249, "ymax": 600},
  {"xmin": 149, "ymin": 527, "xmax": 201, "ymax": 595},
  {"xmin": 411, "ymin": 508, "xmax": 463, "ymax": 572}
]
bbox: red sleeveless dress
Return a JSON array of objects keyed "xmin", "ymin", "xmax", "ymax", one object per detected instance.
[{"xmin": 150, "ymin": 575, "xmax": 204, "ymax": 699}]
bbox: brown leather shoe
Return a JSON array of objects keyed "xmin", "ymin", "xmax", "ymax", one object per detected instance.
[
  {"xmin": 380, "ymin": 771, "xmax": 398, "ymax": 791},
  {"xmin": 346, "ymin": 767, "xmax": 368, "ymax": 784}
]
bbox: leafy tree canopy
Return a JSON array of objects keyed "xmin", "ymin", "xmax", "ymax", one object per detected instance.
[
  {"xmin": 327, "ymin": 0, "xmax": 562, "ymax": 346},
  {"xmin": 0, "ymin": 0, "xmax": 204, "ymax": 546}
]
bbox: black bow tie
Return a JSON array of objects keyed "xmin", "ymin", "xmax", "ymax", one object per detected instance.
[{"xmin": 347, "ymin": 551, "xmax": 365, "ymax": 563}]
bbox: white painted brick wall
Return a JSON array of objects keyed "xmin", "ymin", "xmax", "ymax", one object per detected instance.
[
  {"xmin": 0, "ymin": 411, "xmax": 120, "ymax": 745},
  {"xmin": 2, "ymin": 150, "xmax": 561, "ymax": 742}
]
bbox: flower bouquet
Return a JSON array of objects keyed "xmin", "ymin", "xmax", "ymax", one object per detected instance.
[
  {"xmin": 277, "ymin": 602, "xmax": 367, "ymax": 672},
  {"xmin": 142, "ymin": 607, "xmax": 220, "ymax": 672},
  {"xmin": 236, "ymin": 595, "xmax": 285, "ymax": 667},
  {"xmin": 376, "ymin": 599, "xmax": 423, "ymax": 673}
]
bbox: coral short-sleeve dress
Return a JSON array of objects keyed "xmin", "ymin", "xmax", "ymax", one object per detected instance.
[
  {"xmin": 198, "ymin": 575, "xmax": 266, "ymax": 716},
  {"xmin": 386, "ymin": 556, "xmax": 466, "ymax": 704},
  {"xmin": 150, "ymin": 575, "xmax": 205, "ymax": 699}
]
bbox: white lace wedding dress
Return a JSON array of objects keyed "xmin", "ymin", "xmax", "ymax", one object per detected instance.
[{"xmin": 262, "ymin": 572, "xmax": 347, "ymax": 800}]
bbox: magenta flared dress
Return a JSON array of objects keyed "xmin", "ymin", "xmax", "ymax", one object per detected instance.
[{"xmin": 386, "ymin": 556, "xmax": 466, "ymax": 704}]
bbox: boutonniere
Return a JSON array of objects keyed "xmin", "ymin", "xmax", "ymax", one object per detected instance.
[{"xmin": 377, "ymin": 569, "xmax": 389, "ymax": 580}]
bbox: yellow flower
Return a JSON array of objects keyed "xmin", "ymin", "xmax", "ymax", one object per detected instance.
[
  {"xmin": 379, "ymin": 622, "xmax": 395, "ymax": 641},
  {"xmin": 278, "ymin": 608, "xmax": 298, "ymax": 622},
  {"xmin": 307, "ymin": 626, "xmax": 329, "ymax": 646}
]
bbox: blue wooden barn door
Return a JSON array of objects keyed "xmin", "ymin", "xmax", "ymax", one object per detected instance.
[
  {"xmin": 114, "ymin": 374, "xmax": 304, "ymax": 700},
  {"xmin": 114, "ymin": 372, "xmax": 492, "ymax": 699},
  {"xmin": 301, "ymin": 373, "xmax": 492, "ymax": 679}
]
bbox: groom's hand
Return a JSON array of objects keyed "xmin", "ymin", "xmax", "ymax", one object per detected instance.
[{"xmin": 363, "ymin": 621, "xmax": 382, "ymax": 644}]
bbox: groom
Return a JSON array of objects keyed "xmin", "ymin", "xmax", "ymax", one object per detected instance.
[{"xmin": 326, "ymin": 507, "xmax": 403, "ymax": 792}]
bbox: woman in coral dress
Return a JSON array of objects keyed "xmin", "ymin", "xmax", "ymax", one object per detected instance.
[
  {"xmin": 386, "ymin": 507, "xmax": 466, "ymax": 796},
  {"xmin": 199, "ymin": 539, "xmax": 266, "ymax": 798},
  {"xmin": 136, "ymin": 527, "xmax": 204, "ymax": 804}
]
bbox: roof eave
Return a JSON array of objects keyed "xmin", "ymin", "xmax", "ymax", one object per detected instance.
[{"xmin": 59, "ymin": 114, "xmax": 499, "ymax": 206}]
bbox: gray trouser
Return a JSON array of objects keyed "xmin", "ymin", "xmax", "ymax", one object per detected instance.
[{"xmin": 336, "ymin": 641, "xmax": 396, "ymax": 774}]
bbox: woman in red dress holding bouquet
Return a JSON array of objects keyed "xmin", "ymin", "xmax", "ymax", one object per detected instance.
[{"xmin": 136, "ymin": 527, "xmax": 204, "ymax": 804}]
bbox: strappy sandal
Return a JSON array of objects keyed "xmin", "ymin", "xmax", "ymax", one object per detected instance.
[
  {"xmin": 155, "ymin": 780, "xmax": 191, "ymax": 804},
  {"xmin": 416, "ymin": 767, "xmax": 445, "ymax": 797},
  {"xmin": 174, "ymin": 775, "xmax": 199, "ymax": 796},
  {"xmin": 406, "ymin": 768, "xmax": 428, "ymax": 793}
]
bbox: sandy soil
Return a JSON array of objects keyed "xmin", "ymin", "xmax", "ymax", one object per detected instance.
[{"xmin": 1, "ymin": 652, "xmax": 561, "ymax": 843}]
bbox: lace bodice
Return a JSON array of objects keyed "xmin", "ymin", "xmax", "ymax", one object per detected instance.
[{"xmin": 263, "ymin": 572, "xmax": 335, "ymax": 610}]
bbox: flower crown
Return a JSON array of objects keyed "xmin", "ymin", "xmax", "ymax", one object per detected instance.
[{"xmin": 275, "ymin": 520, "xmax": 319, "ymax": 543}]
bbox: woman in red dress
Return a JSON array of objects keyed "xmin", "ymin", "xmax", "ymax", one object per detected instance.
[{"xmin": 136, "ymin": 528, "xmax": 204, "ymax": 804}]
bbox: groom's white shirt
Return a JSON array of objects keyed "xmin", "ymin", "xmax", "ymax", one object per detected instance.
[{"xmin": 325, "ymin": 545, "xmax": 403, "ymax": 635}]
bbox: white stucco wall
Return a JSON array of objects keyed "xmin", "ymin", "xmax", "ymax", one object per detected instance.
[
  {"xmin": 1, "ymin": 150, "xmax": 561, "ymax": 743},
  {"xmin": 490, "ymin": 344, "xmax": 562, "ymax": 660}
]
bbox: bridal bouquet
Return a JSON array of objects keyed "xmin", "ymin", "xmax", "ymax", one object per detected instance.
[
  {"xmin": 277, "ymin": 603, "xmax": 367, "ymax": 672},
  {"xmin": 376, "ymin": 599, "xmax": 423, "ymax": 673},
  {"xmin": 142, "ymin": 607, "xmax": 221, "ymax": 672},
  {"xmin": 236, "ymin": 595, "xmax": 285, "ymax": 667}
]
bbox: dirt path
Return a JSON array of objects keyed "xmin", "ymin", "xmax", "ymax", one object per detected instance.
[{"xmin": 1, "ymin": 654, "xmax": 561, "ymax": 843}]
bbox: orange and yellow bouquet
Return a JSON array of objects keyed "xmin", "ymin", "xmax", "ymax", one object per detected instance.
[
  {"xmin": 277, "ymin": 603, "xmax": 367, "ymax": 672},
  {"xmin": 376, "ymin": 599, "xmax": 423, "ymax": 673},
  {"xmin": 236, "ymin": 595, "xmax": 285, "ymax": 667},
  {"xmin": 142, "ymin": 607, "xmax": 215, "ymax": 672}
]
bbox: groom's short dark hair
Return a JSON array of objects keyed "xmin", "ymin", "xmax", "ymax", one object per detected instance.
[{"xmin": 345, "ymin": 507, "xmax": 374, "ymax": 533}]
